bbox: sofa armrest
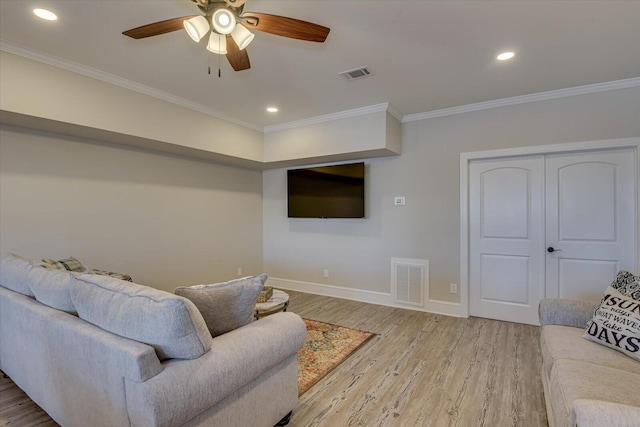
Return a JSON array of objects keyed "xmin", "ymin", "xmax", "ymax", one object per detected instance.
[
  {"xmin": 573, "ymin": 399, "xmax": 640, "ymax": 427},
  {"xmin": 125, "ymin": 312, "xmax": 307, "ymax": 427},
  {"xmin": 538, "ymin": 298, "xmax": 598, "ymax": 327}
]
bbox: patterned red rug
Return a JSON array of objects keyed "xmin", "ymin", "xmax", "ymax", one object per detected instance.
[{"xmin": 298, "ymin": 318, "xmax": 375, "ymax": 396}]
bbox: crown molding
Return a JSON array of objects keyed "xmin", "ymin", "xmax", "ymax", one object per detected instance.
[
  {"xmin": 402, "ymin": 76, "xmax": 640, "ymax": 123},
  {"xmin": 385, "ymin": 104, "xmax": 403, "ymax": 123},
  {"xmin": 0, "ymin": 41, "xmax": 263, "ymax": 132},
  {"xmin": 4, "ymin": 41, "xmax": 638, "ymax": 133}
]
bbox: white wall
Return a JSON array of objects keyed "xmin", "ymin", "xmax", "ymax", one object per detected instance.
[
  {"xmin": 263, "ymin": 87, "xmax": 640, "ymax": 309},
  {"xmin": 263, "ymin": 110, "xmax": 401, "ymax": 164},
  {"xmin": 0, "ymin": 51, "xmax": 265, "ymax": 165},
  {"xmin": 0, "ymin": 126, "xmax": 264, "ymax": 293},
  {"xmin": 3, "ymin": 47, "xmax": 639, "ymax": 309},
  {"xmin": 1, "ymin": 51, "xmax": 401, "ymax": 168}
]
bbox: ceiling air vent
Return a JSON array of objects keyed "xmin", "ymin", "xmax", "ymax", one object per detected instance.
[{"xmin": 339, "ymin": 66, "xmax": 372, "ymax": 81}]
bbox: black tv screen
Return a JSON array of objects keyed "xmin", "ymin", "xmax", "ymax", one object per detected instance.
[{"xmin": 287, "ymin": 162, "xmax": 365, "ymax": 218}]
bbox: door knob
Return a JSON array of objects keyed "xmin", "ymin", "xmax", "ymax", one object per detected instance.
[{"xmin": 547, "ymin": 247, "xmax": 563, "ymax": 253}]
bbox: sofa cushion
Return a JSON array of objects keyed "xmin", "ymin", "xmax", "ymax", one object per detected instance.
[
  {"xmin": 541, "ymin": 325, "xmax": 640, "ymax": 379},
  {"xmin": 583, "ymin": 286, "xmax": 640, "ymax": 361},
  {"xmin": 0, "ymin": 254, "xmax": 35, "ymax": 297},
  {"xmin": 572, "ymin": 400, "xmax": 640, "ymax": 427},
  {"xmin": 547, "ymin": 359, "xmax": 640, "ymax": 427},
  {"xmin": 175, "ymin": 274, "xmax": 266, "ymax": 337},
  {"xmin": 70, "ymin": 274, "xmax": 212, "ymax": 360},
  {"xmin": 27, "ymin": 266, "xmax": 77, "ymax": 314}
]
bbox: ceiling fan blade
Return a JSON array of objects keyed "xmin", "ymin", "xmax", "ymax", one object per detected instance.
[
  {"xmin": 122, "ymin": 16, "xmax": 197, "ymax": 39},
  {"xmin": 241, "ymin": 13, "xmax": 330, "ymax": 42},
  {"xmin": 226, "ymin": 36, "xmax": 251, "ymax": 71}
]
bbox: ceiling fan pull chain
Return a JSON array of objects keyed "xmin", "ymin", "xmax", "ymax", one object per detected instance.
[{"xmin": 218, "ymin": 36, "xmax": 222, "ymax": 78}]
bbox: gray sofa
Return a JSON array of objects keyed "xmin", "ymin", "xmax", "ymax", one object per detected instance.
[
  {"xmin": 0, "ymin": 254, "xmax": 307, "ymax": 427},
  {"xmin": 539, "ymin": 299, "xmax": 640, "ymax": 427}
]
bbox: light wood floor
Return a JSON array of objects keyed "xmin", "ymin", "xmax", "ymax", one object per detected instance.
[
  {"xmin": 287, "ymin": 291, "xmax": 547, "ymax": 427},
  {"xmin": 0, "ymin": 291, "xmax": 547, "ymax": 427}
]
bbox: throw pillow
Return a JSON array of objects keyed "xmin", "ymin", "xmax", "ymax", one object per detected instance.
[
  {"xmin": 90, "ymin": 269, "xmax": 133, "ymax": 282},
  {"xmin": 175, "ymin": 274, "xmax": 267, "ymax": 337},
  {"xmin": 583, "ymin": 274, "xmax": 640, "ymax": 361},
  {"xmin": 41, "ymin": 257, "xmax": 87, "ymax": 272},
  {"xmin": 609, "ymin": 270, "xmax": 640, "ymax": 300},
  {"xmin": 40, "ymin": 257, "xmax": 133, "ymax": 282}
]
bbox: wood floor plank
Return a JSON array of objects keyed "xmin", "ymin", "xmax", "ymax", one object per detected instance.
[
  {"xmin": 0, "ymin": 291, "xmax": 547, "ymax": 427},
  {"xmin": 288, "ymin": 291, "xmax": 548, "ymax": 427}
]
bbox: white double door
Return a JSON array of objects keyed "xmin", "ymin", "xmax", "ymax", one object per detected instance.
[{"xmin": 469, "ymin": 148, "xmax": 636, "ymax": 325}]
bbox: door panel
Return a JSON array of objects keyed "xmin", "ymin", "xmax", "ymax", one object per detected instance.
[
  {"xmin": 480, "ymin": 254, "xmax": 530, "ymax": 304},
  {"xmin": 557, "ymin": 162, "xmax": 616, "ymax": 241},
  {"xmin": 545, "ymin": 149, "xmax": 636, "ymax": 302},
  {"xmin": 481, "ymin": 168, "xmax": 530, "ymax": 238},
  {"xmin": 558, "ymin": 259, "xmax": 619, "ymax": 301},
  {"xmin": 469, "ymin": 157, "xmax": 544, "ymax": 325}
]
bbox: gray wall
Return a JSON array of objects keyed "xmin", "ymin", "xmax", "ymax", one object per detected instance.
[
  {"xmin": 263, "ymin": 87, "xmax": 640, "ymax": 303},
  {"xmin": 0, "ymin": 126, "xmax": 264, "ymax": 293},
  {"xmin": 3, "ymin": 84, "xmax": 639, "ymax": 302}
]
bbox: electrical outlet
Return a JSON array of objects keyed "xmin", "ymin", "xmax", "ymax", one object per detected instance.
[
  {"xmin": 450, "ymin": 283, "xmax": 458, "ymax": 294},
  {"xmin": 237, "ymin": 267, "xmax": 243, "ymax": 276},
  {"xmin": 323, "ymin": 269, "xmax": 329, "ymax": 278},
  {"xmin": 394, "ymin": 196, "xmax": 406, "ymax": 206}
]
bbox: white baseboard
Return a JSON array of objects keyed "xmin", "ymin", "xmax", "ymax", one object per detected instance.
[{"xmin": 269, "ymin": 277, "xmax": 464, "ymax": 318}]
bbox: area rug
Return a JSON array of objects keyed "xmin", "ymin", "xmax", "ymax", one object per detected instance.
[{"xmin": 298, "ymin": 318, "xmax": 375, "ymax": 396}]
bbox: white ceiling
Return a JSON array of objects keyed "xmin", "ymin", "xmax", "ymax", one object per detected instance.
[{"xmin": 1, "ymin": 0, "xmax": 639, "ymax": 130}]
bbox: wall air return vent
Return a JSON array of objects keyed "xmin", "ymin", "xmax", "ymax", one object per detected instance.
[
  {"xmin": 391, "ymin": 258, "xmax": 428, "ymax": 307},
  {"xmin": 339, "ymin": 66, "xmax": 372, "ymax": 81}
]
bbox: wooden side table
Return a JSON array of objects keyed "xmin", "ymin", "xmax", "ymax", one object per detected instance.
[{"xmin": 255, "ymin": 289, "xmax": 289, "ymax": 320}]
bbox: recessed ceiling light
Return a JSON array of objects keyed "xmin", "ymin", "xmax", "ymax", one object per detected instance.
[
  {"xmin": 497, "ymin": 51, "xmax": 515, "ymax": 61},
  {"xmin": 266, "ymin": 107, "xmax": 278, "ymax": 113},
  {"xmin": 33, "ymin": 8, "xmax": 58, "ymax": 21}
]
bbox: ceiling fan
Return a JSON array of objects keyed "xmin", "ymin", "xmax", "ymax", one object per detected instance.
[{"xmin": 122, "ymin": 0, "xmax": 330, "ymax": 72}]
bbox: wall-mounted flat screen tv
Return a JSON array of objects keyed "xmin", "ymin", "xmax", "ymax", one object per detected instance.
[{"xmin": 287, "ymin": 162, "xmax": 365, "ymax": 218}]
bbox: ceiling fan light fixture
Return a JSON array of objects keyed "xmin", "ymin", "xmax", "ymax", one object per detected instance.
[
  {"xmin": 231, "ymin": 25, "xmax": 255, "ymax": 50},
  {"xmin": 206, "ymin": 33, "xmax": 227, "ymax": 55},
  {"xmin": 212, "ymin": 9, "xmax": 236, "ymax": 35},
  {"xmin": 184, "ymin": 16, "xmax": 210, "ymax": 42}
]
